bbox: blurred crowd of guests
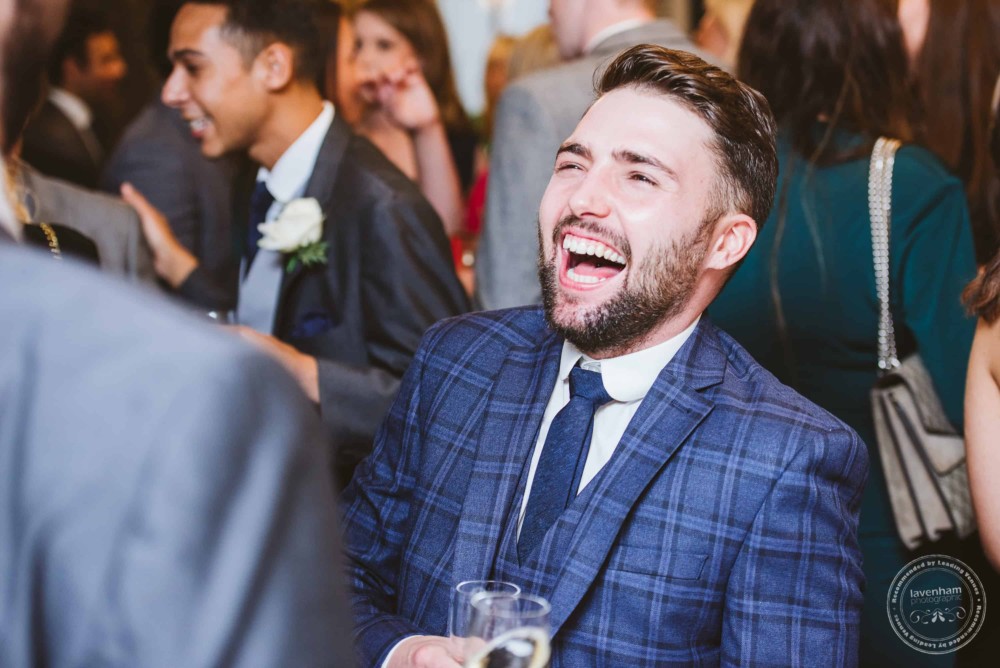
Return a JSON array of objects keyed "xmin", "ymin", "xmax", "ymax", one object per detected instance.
[{"xmin": 4, "ymin": 0, "xmax": 1000, "ymax": 666}]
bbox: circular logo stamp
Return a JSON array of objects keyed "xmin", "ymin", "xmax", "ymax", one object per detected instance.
[{"xmin": 887, "ymin": 554, "xmax": 987, "ymax": 654}]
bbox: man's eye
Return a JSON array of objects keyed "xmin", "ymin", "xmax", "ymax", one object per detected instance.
[
  {"xmin": 556, "ymin": 162, "xmax": 582, "ymax": 172},
  {"xmin": 629, "ymin": 173, "xmax": 656, "ymax": 185}
]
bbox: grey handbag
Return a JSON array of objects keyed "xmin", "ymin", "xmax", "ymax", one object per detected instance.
[{"xmin": 868, "ymin": 137, "xmax": 976, "ymax": 551}]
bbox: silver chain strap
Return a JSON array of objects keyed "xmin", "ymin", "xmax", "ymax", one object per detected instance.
[{"xmin": 868, "ymin": 137, "xmax": 901, "ymax": 372}]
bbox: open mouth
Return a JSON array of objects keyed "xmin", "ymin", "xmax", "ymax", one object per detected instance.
[
  {"xmin": 187, "ymin": 116, "xmax": 211, "ymax": 139},
  {"xmin": 561, "ymin": 232, "xmax": 627, "ymax": 286}
]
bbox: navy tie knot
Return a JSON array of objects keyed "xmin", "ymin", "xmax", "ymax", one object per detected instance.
[{"xmin": 569, "ymin": 366, "xmax": 612, "ymax": 406}]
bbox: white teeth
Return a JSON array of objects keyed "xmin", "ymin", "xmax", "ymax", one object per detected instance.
[
  {"xmin": 189, "ymin": 117, "xmax": 209, "ymax": 131},
  {"xmin": 567, "ymin": 267, "xmax": 605, "ymax": 284},
  {"xmin": 561, "ymin": 234, "xmax": 625, "ymax": 265}
]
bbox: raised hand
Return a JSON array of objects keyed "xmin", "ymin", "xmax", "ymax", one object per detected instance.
[
  {"xmin": 121, "ymin": 182, "xmax": 198, "ymax": 288},
  {"xmin": 372, "ymin": 60, "xmax": 442, "ymax": 133}
]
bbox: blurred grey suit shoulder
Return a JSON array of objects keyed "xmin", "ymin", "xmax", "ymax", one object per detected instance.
[
  {"xmin": 0, "ymin": 243, "xmax": 355, "ymax": 668},
  {"xmin": 476, "ymin": 20, "xmax": 720, "ymax": 310},
  {"xmin": 102, "ymin": 99, "xmax": 236, "ymax": 289},
  {"xmin": 21, "ymin": 164, "xmax": 155, "ymax": 284}
]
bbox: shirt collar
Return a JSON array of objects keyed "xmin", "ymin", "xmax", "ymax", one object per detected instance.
[
  {"xmin": 255, "ymin": 101, "xmax": 335, "ymax": 202},
  {"xmin": 557, "ymin": 316, "xmax": 701, "ymax": 403},
  {"xmin": 47, "ymin": 87, "xmax": 92, "ymax": 131},
  {"xmin": 584, "ymin": 19, "xmax": 649, "ymax": 55}
]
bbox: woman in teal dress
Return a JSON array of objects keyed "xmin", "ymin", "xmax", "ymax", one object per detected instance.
[{"xmin": 709, "ymin": 0, "xmax": 978, "ymax": 665}]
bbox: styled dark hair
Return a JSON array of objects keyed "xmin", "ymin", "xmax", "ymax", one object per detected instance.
[
  {"xmin": 963, "ymin": 77, "xmax": 1000, "ymax": 323},
  {"xmin": 596, "ymin": 44, "xmax": 778, "ymax": 230},
  {"xmin": 45, "ymin": 6, "xmax": 115, "ymax": 86},
  {"xmin": 738, "ymin": 0, "xmax": 914, "ymax": 165},
  {"xmin": 353, "ymin": 0, "xmax": 470, "ymax": 133},
  {"xmin": 914, "ymin": 0, "xmax": 1000, "ymax": 264},
  {"xmin": 185, "ymin": 0, "xmax": 325, "ymax": 87}
]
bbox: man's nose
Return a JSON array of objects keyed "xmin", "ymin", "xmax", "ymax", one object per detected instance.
[
  {"xmin": 161, "ymin": 66, "xmax": 187, "ymax": 109},
  {"xmin": 568, "ymin": 169, "xmax": 612, "ymax": 219}
]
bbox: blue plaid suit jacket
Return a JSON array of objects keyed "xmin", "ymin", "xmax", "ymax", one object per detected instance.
[{"xmin": 343, "ymin": 307, "xmax": 868, "ymax": 666}]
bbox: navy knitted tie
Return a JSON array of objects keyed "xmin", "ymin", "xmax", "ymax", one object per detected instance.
[
  {"xmin": 245, "ymin": 180, "xmax": 275, "ymax": 268},
  {"xmin": 518, "ymin": 366, "xmax": 613, "ymax": 560}
]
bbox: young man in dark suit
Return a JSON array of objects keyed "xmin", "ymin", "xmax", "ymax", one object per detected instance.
[
  {"xmin": 21, "ymin": 6, "xmax": 126, "ymax": 188},
  {"xmin": 127, "ymin": 0, "xmax": 469, "ymax": 488},
  {"xmin": 344, "ymin": 46, "xmax": 868, "ymax": 667}
]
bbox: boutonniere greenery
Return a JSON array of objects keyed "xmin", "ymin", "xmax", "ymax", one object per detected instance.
[{"xmin": 257, "ymin": 197, "xmax": 328, "ymax": 272}]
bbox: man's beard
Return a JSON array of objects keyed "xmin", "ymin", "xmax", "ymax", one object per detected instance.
[{"xmin": 538, "ymin": 215, "xmax": 710, "ymax": 357}]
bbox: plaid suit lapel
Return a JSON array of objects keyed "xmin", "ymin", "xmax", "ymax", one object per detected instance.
[
  {"xmin": 544, "ymin": 319, "xmax": 728, "ymax": 636},
  {"xmin": 451, "ymin": 331, "xmax": 563, "ymax": 586}
]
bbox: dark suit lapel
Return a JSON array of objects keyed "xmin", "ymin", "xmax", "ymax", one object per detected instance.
[
  {"xmin": 451, "ymin": 329, "xmax": 563, "ymax": 584},
  {"xmin": 543, "ymin": 318, "xmax": 728, "ymax": 636},
  {"xmin": 274, "ymin": 116, "xmax": 351, "ymax": 323}
]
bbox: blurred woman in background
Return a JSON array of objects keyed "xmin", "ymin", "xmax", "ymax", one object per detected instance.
[
  {"xmin": 898, "ymin": 0, "xmax": 1000, "ymax": 265},
  {"xmin": 349, "ymin": 0, "xmax": 474, "ymax": 238},
  {"xmin": 709, "ymin": 0, "xmax": 977, "ymax": 664}
]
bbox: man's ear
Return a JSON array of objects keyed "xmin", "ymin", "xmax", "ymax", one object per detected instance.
[
  {"xmin": 704, "ymin": 212, "xmax": 757, "ymax": 272},
  {"xmin": 255, "ymin": 42, "xmax": 295, "ymax": 91}
]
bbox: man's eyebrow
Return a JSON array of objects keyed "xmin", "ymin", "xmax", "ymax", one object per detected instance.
[
  {"xmin": 556, "ymin": 142, "xmax": 591, "ymax": 161},
  {"xmin": 169, "ymin": 48, "xmax": 204, "ymax": 61},
  {"xmin": 613, "ymin": 149, "xmax": 679, "ymax": 182}
]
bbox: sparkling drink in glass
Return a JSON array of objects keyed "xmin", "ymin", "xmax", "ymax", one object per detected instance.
[{"xmin": 464, "ymin": 592, "xmax": 551, "ymax": 668}]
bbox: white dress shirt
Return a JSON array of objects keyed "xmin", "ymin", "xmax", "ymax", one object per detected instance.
[
  {"xmin": 238, "ymin": 101, "xmax": 335, "ymax": 334},
  {"xmin": 517, "ymin": 317, "xmax": 700, "ymax": 535},
  {"xmin": 47, "ymin": 87, "xmax": 93, "ymax": 132}
]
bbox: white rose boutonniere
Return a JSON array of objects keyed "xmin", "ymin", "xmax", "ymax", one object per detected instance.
[{"xmin": 257, "ymin": 197, "xmax": 328, "ymax": 272}]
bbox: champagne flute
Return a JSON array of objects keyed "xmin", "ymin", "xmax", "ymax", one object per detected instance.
[
  {"xmin": 450, "ymin": 580, "xmax": 521, "ymax": 655},
  {"xmin": 464, "ymin": 592, "xmax": 551, "ymax": 668}
]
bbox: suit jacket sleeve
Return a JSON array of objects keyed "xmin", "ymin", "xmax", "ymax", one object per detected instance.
[
  {"xmin": 722, "ymin": 425, "xmax": 868, "ymax": 666},
  {"xmin": 316, "ymin": 191, "xmax": 469, "ymax": 485},
  {"xmin": 475, "ymin": 84, "xmax": 558, "ymax": 310},
  {"xmin": 84, "ymin": 346, "xmax": 356, "ymax": 667},
  {"xmin": 103, "ymin": 129, "xmax": 201, "ymax": 256},
  {"xmin": 341, "ymin": 330, "xmax": 436, "ymax": 665}
]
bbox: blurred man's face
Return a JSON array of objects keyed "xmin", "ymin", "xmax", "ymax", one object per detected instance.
[
  {"xmin": 65, "ymin": 30, "xmax": 127, "ymax": 103},
  {"xmin": 161, "ymin": 3, "xmax": 268, "ymax": 159}
]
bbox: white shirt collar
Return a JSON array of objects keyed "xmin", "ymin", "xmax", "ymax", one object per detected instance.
[
  {"xmin": 47, "ymin": 87, "xmax": 92, "ymax": 131},
  {"xmin": 584, "ymin": 19, "xmax": 649, "ymax": 55},
  {"xmin": 557, "ymin": 316, "xmax": 701, "ymax": 403},
  {"xmin": 255, "ymin": 101, "xmax": 335, "ymax": 202}
]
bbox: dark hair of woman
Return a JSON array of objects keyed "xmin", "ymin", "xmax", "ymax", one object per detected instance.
[
  {"xmin": 736, "ymin": 0, "xmax": 916, "ymax": 380},
  {"xmin": 353, "ymin": 0, "xmax": 470, "ymax": 133},
  {"xmin": 737, "ymin": 0, "xmax": 915, "ymax": 166},
  {"xmin": 963, "ymin": 83, "xmax": 1000, "ymax": 323},
  {"xmin": 913, "ymin": 0, "xmax": 1000, "ymax": 264}
]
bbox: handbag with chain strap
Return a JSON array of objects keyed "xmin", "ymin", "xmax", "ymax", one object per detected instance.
[{"xmin": 868, "ymin": 137, "xmax": 975, "ymax": 550}]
